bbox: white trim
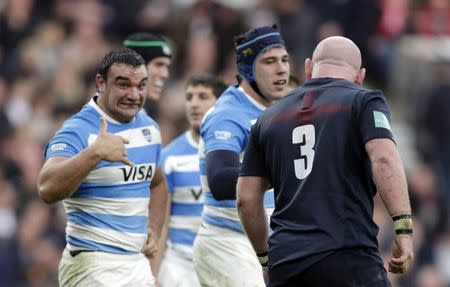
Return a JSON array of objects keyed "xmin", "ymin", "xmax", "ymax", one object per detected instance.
[
  {"xmin": 237, "ymin": 86, "xmax": 266, "ymax": 111},
  {"xmin": 88, "ymin": 97, "xmax": 136, "ymax": 124},
  {"xmin": 67, "ymin": 223, "xmax": 146, "ymax": 251},
  {"xmin": 186, "ymin": 130, "xmax": 199, "ymax": 148},
  {"xmin": 169, "ymin": 216, "xmax": 202, "ymax": 232},
  {"xmin": 64, "ymin": 198, "xmax": 149, "ymax": 217}
]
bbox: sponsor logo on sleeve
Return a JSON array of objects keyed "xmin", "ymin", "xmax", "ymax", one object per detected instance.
[
  {"xmin": 50, "ymin": 143, "xmax": 67, "ymax": 151},
  {"xmin": 214, "ymin": 131, "xmax": 232, "ymax": 140},
  {"xmin": 373, "ymin": 111, "xmax": 392, "ymax": 131}
]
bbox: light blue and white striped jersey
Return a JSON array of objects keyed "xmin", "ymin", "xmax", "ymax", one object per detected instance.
[
  {"xmin": 160, "ymin": 131, "xmax": 202, "ymax": 259},
  {"xmin": 199, "ymin": 86, "xmax": 274, "ymax": 233},
  {"xmin": 44, "ymin": 98, "xmax": 161, "ymax": 254}
]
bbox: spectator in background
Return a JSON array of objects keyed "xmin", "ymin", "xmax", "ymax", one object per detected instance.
[
  {"xmin": 413, "ymin": 0, "xmax": 450, "ymax": 36},
  {"xmin": 124, "ymin": 32, "xmax": 173, "ymax": 118},
  {"xmin": 272, "ymin": 0, "xmax": 319, "ymax": 80},
  {"xmin": 37, "ymin": 48, "xmax": 168, "ymax": 286},
  {"xmin": 415, "ymin": 62, "xmax": 450, "ymax": 235},
  {"xmin": 309, "ymin": 0, "xmax": 383, "ymax": 87},
  {"xmin": 157, "ymin": 74, "xmax": 226, "ymax": 287}
]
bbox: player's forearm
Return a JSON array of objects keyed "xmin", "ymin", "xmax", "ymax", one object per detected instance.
[
  {"xmin": 369, "ymin": 144, "xmax": 411, "ymax": 216},
  {"xmin": 150, "ymin": 194, "xmax": 171, "ymax": 276},
  {"xmin": 148, "ymin": 175, "xmax": 169, "ymax": 242},
  {"xmin": 237, "ymin": 176, "xmax": 269, "ymax": 253},
  {"xmin": 37, "ymin": 147, "xmax": 102, "ymax": 204}
]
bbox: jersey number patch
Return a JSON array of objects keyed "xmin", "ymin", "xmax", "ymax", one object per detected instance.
[{"xmin": 292, "ymin": 125, "xmax": 315, "ymax": 179}]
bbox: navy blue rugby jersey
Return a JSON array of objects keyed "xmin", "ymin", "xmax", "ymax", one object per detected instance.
[{"xmin": 240, "ymin": 78, "xmax": 394, "ymax": 283}]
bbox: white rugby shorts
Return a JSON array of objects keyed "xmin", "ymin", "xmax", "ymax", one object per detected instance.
[
  {"xmin": 193, "ymin": 224, "xmax": 265, "ymax": 287},
  {"xmin": 158, "ymin": 246, "xmax": 200, "ymax": 287},
  {"xmin": 58, "ymin": 247, "xmax": 155, "ymax": 287}
]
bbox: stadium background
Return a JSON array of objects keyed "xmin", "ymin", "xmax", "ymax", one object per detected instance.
[{"xmin": 0, "ymin": 0, "xmax": 449, "ymax": 286}]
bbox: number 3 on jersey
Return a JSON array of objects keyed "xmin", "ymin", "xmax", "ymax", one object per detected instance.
[{"xmin": 292, "ymin": 125, "xmax": 315, "ymax": 179}]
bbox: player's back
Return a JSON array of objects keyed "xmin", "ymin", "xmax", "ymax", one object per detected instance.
[{"xmin": 251, "ymin": 78, "xmax": 394, "ymax": 279}]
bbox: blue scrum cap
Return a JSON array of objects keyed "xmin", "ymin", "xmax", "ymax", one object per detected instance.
[{"xmin": 235, "ymin": 25, "xmax": 286, "ymax": 90}]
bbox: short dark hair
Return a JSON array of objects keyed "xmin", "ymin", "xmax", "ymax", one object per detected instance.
[
  {"xmin": 97, "ymin": 48, "xmax": 146, "ymax": 81},
  {"xmin": 186, "ymin": 74, "xmax": 227, "ymax": 98}
]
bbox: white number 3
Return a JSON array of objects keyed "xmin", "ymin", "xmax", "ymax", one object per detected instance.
[{"xmin": 292, "ymin": 125, "xmax": 315, "ymax": 179}]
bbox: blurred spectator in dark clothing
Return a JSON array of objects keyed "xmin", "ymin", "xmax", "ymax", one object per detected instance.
[
  {"xmin": 372, "ymin": 0, "xmax": 411, "ymax": 88},
  {"xmin": 415, "ymin": 63, "xmax": 450, "ymax": 235},
  {"xmin": 272, "ymin": 0, "xmax": 319, "ymax": 81},
  {"xmin": 0, "ymin": 0, "xmax": 40, "ymax": 80},
  {"xmin": 168, "ymin": 0, "xmax": 245, "ymax": 78},
  {"xmin": 308, "ymin": 0, "xmax": 383, "ymax": 87},
  {"xmin": 99, "ymin": 0, "xmax": 147, "ymax": 40}
]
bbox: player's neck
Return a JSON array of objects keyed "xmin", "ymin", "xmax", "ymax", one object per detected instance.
[
  {"xmin": 190, "ymin": 128, "xmax": 200, "ymax": 143},
  {"xmin": 240, "ymin": 81, "xmax": 271, "ymax": 107}
]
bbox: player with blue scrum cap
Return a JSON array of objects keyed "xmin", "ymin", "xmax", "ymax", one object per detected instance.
[
  {"xmin": 192, "ymin": 25, "xmax": 290, "ymax": 287},
  {"xmin": 37, "ymin": 48, "xmax": 168, "ymax": 287},
  {"xmin": 157, "ymin": 74, "xmax": 226, "ymax": 287}
]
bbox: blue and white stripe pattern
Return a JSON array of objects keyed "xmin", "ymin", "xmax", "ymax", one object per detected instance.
[
  {"xmin": 199, "ymin": 86, "xmax": 274, "ymax": 233},
  {"xmin": 44, "ymin": 98, "xmax": 161, "ymax": 254},
  {"xmin": 160, "ymin": 131, "xmax": 203, "ymax": 259}
]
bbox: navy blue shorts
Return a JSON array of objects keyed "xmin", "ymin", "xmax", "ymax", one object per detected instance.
[{"xmin": 269, "ymin": 248, "xmax": 391, "ymax": 287}]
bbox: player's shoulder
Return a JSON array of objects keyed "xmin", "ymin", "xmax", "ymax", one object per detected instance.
[
  {"xmin": 263, "ymin": 89, "xmax": 299, "ymax": 117},
  {"xmin": 162, "ymin": 131, "xmax": 190, "ymax": 155},
  {"xmin": 136, "ymin": 110, "xmax": 160, "ymax": 129},
  {"xmin": 58, "ymin": 101, "xmax": 98, "ymax": 133},
  {"xmin": 161, "ymin": 131, "xmax": 198, "ymax": 169},
  {"xmin": 329, "ymin": 79, "xmax": 384, "ymax": 97}
]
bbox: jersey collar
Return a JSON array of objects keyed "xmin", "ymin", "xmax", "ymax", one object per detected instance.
[
  {"xmin": 89, "ymin": 96, "xmax": 136, "ymax": 125},
  {"xmin": 238, "ymin": 86, "xmax": 266, "ymax": 111},
  {"xmin": 186, "ymin": 130, "xmax": 199, "ymax": 149}
]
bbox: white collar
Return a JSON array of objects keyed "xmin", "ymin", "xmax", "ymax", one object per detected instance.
[
  {"xmin": 237, "ymin": 86, "xmax": 266, "ymax": 111},
  {"xmin": 89, "ymin": 96, "xmax": 135, "ymax": 124}
]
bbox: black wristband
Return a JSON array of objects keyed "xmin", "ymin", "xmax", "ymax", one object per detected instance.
[
  {"xmin": 392, "ymin": 214, "xmax": 413, "ymax": 236},
  {"xmin": 257, "ymin": 250, "xmax": 268, "ymax": 267}
]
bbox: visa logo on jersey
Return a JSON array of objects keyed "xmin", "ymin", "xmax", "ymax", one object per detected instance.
[{"xmin": 119, "ymin": 164, "xmax": 154, "ymax": 182}]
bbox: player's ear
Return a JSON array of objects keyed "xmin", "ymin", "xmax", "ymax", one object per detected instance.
[
  {"xmin": 96, "ymin": 74, "xmax": 106, "ymax": 94},
  {"xmin": 304, "ymin": 58, "xmax": 313, "ymax": 80},
  {"xmin": 355, "ymin": 67, "xmax": 365, "ymax": 86}
]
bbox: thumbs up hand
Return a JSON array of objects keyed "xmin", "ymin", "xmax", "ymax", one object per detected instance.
[{"xmin": 91, "ymin": 118, "xmax": 134, "ymax": 166}]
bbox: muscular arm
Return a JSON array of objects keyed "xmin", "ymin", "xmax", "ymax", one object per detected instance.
[
  {"xmin": 236, "ymin": 176, "xmax": 270, "ymax": 254},
  {"xmin": 365, "ymin": 138, "xmax": 410, "ymax": 215},
  {"xmin": 148, "ymin": 167, "xmax": 169, "ymax": 245},
  {"xmin": 37, "ymin": 150, "xmax": 102, "ymax": 204},
  {"xmin": 366, "ymin": 138, "xmax": 413, "ymax": 274},
  {"xmin": 206, "ymin": 150, "xmax": 240, "ymax": 200},
  {"xmin": 150, "ymin": 192, "xmax": 171, "ymax": 276},
  {"xmin": 37, "ymin": 118, "xmax": 131, "ymax": 204}
]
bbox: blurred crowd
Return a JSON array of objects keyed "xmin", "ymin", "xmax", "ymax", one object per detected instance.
[{"xmin": 0, "ymin": 0, "xmax": 450, "ymax": 286}]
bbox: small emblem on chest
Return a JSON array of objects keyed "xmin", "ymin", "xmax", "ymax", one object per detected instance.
[{"xmin": 141, "ymin": 128, "xmax": 152, "ymax": 142}]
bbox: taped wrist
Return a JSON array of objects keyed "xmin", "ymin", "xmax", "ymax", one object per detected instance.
[
  {"xmin": 257, "ymin": 250, "xmax": 268, "ymax": 267},
  {"xmin": 392, "ymin": 214, "xmax": 413, "ymax": 236}
]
